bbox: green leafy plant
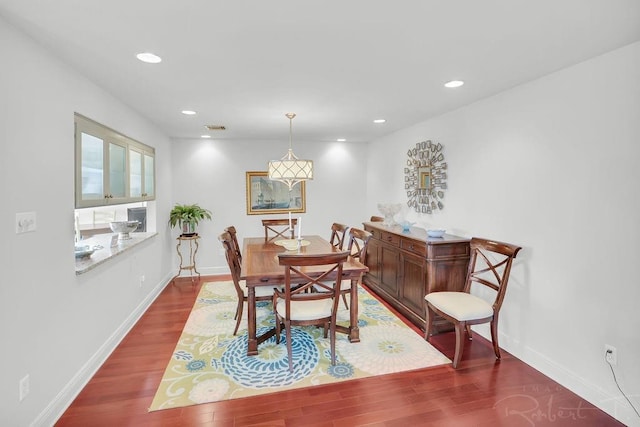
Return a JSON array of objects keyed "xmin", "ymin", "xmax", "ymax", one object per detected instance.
[{"xmin": 168, "ymin": 203, "xmax": 212, "ymax": 235}]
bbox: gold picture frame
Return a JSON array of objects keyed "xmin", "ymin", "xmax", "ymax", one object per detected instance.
[{"xmin": 245, "ymin": 171, "xmax": 306, "ymax": 215}]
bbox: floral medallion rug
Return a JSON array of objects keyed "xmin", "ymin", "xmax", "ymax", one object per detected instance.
[{"xmin": 149, "ymin": 281, "xmax": 450, "ymax": 411}]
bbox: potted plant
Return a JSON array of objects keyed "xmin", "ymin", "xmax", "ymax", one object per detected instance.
[{"xmin": 168, "ymin": 203, "xmax": 212, "ymax": 236}]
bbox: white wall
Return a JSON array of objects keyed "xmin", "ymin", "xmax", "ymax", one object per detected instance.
[
  {"xmin": 2, "ymin": 9, "xmax": 637, "ymax": 425},
  {"xmin": 367, "ymin": 41, "xmax": 640, "ymax": 425},
  {"xmin": 0, "ymin": 18, "xmax": 175, "ymax": 426},
  {"xmin": 169, "ymin": 138, "xmax": 368, "ymax": 273}
]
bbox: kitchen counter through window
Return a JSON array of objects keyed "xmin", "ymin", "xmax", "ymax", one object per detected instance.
[{"xmin": 75, "ymin": 232, "xmax": 158, "ymax": 274}]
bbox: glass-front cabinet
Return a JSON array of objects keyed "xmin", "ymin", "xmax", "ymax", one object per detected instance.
[
  {"xmin": 129, "ymin": 147, "xmax": 155, "ymax": 200},
  {"xmin": 75, "ymin": 114, "xmax": 155, "ymax": 208},
  {"xmin": 144, "ymin": 153, "xmax": 155, "ymax": 199},
  {"xmin": 129, "ymin": 148, "xmax": 143, "ymax": 198}
]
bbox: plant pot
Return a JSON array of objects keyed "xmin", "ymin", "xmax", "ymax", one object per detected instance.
[{"xmin": 182, "ymin": 223, "xmax": 196, "ymax": 236}]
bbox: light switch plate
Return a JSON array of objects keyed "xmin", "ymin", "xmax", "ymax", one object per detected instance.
[{"xmin": 16, "ymin": 212, "xmax": 37, "ymax": 233}]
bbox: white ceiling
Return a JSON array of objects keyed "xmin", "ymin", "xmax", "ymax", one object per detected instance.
[{"xmin": 1, "ymin": 1, "xmax": 639, "ymax": 143}]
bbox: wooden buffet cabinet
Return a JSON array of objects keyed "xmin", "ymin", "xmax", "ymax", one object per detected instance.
[{"xmin": 362, "ymin": 222, "xmax": 470, "ymax": 332}]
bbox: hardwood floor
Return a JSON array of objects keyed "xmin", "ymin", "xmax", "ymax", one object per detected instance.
[{"xmin": 56, "ymin": 276, "xmax": 623, "ymax": 426}]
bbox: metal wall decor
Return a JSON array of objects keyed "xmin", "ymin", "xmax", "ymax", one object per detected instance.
[{"xmin": 404, "ymin": 140, "xmax": 447, "ymax": 213}]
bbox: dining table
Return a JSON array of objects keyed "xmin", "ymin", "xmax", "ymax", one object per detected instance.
[{"xmin": 239, "ymin": 234, "xmax": 369, "ymax": 356}]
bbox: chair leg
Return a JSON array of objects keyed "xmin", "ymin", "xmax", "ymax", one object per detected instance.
[
  {"xmin": 274, "ymin": 314, "xmax": 281, "ymax": 344},
  {"xmin": 233, "ymin": 299, "xmax": 243, "ymax": 336},
  {"xmin": 330, "ymin": 321, "xmax": 336, "ymax": 366},
  {"xmin": 341, "ymin": 292, "xmax": 349, "ymax": 310},
  {"xmin": 452, "ymin": 321, "xmax": 466, "ymax": 369},
  {"xmin": 424, "ymin": 305, "xmax": 435, "ymax": 342},
  {"xmin": 342, "ymin": 280, "xmax": 355, "ymax": 309},
  {"xmin": 490, "ymin": 319, "xmax": 501, "ymax": 360},
  {"xmin": 285, "ymin": 321, "xmax": 293, "ymax": 372},
  {"xmin": 465, "ymin": 324, "xmax": 473, "ymax": 340}
]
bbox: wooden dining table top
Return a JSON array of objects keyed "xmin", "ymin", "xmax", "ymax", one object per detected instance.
[{"xmin": 240, "ymin": 235, "xmax": 368, "ymax": 285}]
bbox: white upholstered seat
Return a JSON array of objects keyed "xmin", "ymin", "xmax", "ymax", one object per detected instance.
[
  {"xmin": 239, "ymin": 280, "xmax": 276, "ymax": 299},
  {"xmin": 424, "ymin": 292, "xmax": 493, "ymax": 321},
  {"xmin": 275, "ymin": 298, "xmax": 333, "ymax": 321}
]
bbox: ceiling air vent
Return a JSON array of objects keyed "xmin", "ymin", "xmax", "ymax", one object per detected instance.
[{"xmin": 205, "ymin": 125, "xmax": 226, "ymax": 131}]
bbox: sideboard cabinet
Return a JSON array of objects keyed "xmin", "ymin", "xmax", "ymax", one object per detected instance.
[{"xmin": 363, "ymin": 222, "xmax": 470, "ymax": 332}]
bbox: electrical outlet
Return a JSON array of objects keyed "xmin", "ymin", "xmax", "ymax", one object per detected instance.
[
  {"xmin": 19, "ymin": 374, "xmax": 29, "ymax": 401},
  {"xmin": 605, "ymin": 344, "xmax": 617, "ymax": 366},
  {"xmin": 16, "ymin": 212, "xmax": 37, "ymax": 234}
]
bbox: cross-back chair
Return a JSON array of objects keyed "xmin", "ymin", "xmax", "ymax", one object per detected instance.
[
  {"xmin": 312, "ymin": 227, "xmax": 371, "ymax": 309},
  {"xmin": 424, "ymin": 237, "xmax": 522, "ymax": 368},
  {"xmin": 224, "ymin": 225, "xmax": 241, "ymax": 261},
  {"xmin": 339, "ymin": 227, "xmax": 372, "ymax": 308},
  {"xmin": 274, "ymin": 251, "xmax": 350, "ymax": 372},
  {"xmin": 262, "ymin": 218, "xmax": 298, "ymax": 242},
  {"xmin": 329, "ymin": 222, "xmax": 348, "ymax": 250},
  {"xmin": 219, "ymin": 231, "xmax": 277, "ymax": 335}
]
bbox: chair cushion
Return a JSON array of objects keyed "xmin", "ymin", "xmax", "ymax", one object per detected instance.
[
  {"xmin": 275, "ymin": 298, "xmax": 333, "ymax": 321},
  {"xmin": 239, "ymin": 280, "xmax": 278, "ymax": 298},
  {"xmin": 425, "ymin": 292, "xmax": 493, "ymax": 321}
]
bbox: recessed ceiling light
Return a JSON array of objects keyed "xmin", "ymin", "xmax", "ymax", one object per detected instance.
[
  {"xmin": 444, "ymin": 80, "xmax": 464, "ymax": 88},
  {"xmin": 201, "ymin": 135, "xmax": 211, "ymax": 139},
  {"xmin": 337, "ymin": 138, "xmax": 346, "ymax": 142},
  {"xmin": 373, "ymin": 119, "xmax": 386, "ymax": 124},
  {"xmin": 136, "ymin": 52, "xmax": 162, "ymax": 64},
  {"xmin": 181, "ymin": 110, "xmax": 197, "ymax": 115}
]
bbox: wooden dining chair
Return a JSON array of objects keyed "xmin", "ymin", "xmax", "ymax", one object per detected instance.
[
  {"xmin": 313, "ymin": 227, "xmax": 371, "ymax": 309},
  {"xmin": 370, "ymin": 215, "xmax": 384, "ymax": 222},
  {"xmin": 262, "ymin": 218, "xmax": 298, "ymax": 242},
  {"xmin": 224, "ymin": 225, "xmax": 242, "ymax": 261},
  {"xmin": 219, "ymin": 231, "xmax": 278, "ymax": 335},
  {"xmin": 329, "ymin": 222, "xmax": 348, "ymax": 250},
  {"xmin": 424, "ymin": 237, "xmax": 522, "ymax": 368},
  {"xmin": 339, "ymin": 227, "xmax": 372, "ymax": 308},
  {"xmin": 274, "ymin": 251, "xmax": 350, "ymax": 371}
]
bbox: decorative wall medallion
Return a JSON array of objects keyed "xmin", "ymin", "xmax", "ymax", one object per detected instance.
[{"xmin": 404, "ymin": 140, "xmax": 447, "ymax": 213}]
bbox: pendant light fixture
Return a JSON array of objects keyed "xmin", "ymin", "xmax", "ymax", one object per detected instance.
[{"xmin": 268, "ymin": 113, "xmax": 314, "ymax": 190}]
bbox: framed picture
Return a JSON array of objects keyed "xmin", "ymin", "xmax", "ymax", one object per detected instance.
[{"xmin": 245, "ymin": 171, "xmax": 306, "ymax": 215}]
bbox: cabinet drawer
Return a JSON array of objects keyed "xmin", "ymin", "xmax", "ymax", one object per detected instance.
[
  {"xmin": 368, "ymin": 227, "xmax": 382, "ymax": 239},
  {"xmin": 380, "ymin": 231, "xmax": 400, "ymax": 245},
  {"xmin": 427, "ymin": 242, "xmax": 470, "ymax": 259},
  {"xmin": 400, "ymin": 238, "xmax": 426, "ymax": 257}
]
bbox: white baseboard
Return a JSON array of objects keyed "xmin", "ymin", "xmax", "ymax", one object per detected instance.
[
  {"xmin": 168, "ymin": 265, "xmax": 229, "ymax": 281},
  {"xmin": 31, "ymin": 272, "xmax": 173, "ymax": 427},
  {"xmin": 475, "ymin": 327, "xmax": 638, "ymax": 427},
  {"xmin": 194, "ymin": 266, "xmax": 229, "ymax": 276},
  {"xmin": 516, "ymin": 345, "xmax": 639, "ymax": 427}
]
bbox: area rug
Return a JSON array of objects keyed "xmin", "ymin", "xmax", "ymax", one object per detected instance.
[{"xmin": 149, "ymin": 281, "xmax": 450, "ymax": 411}]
